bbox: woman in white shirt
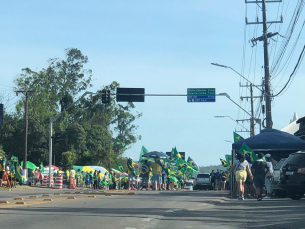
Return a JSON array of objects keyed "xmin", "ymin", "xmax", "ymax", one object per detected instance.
[{"xmin": 229, "ymin": 153, "xmax": 253, "ymax": 201}]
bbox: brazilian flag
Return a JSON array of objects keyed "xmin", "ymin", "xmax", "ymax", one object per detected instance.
[
  {"xmin": 116, "ymin": 162, "xmax": 124, "ymax": 173},
  {"xmin": 170, "ymin": 170, "xmax": 184, "ymax": 179},
  {"xmin": 15, "ymin": 163, "xmax": 26, "ymax": 185},
  {"xmin": 171, "ymin": 147, "xmax": 181, "ymax": 159},
  {"xmin": 220, "ymin": 158, "xmax": 227, "ymax": 167},
  {"xmin": 10, "ymin": 155, "xmax": 18, "ymax": 163},
  {"xmin": 187, "ymin": 156, "xmax": 199, "ymax": 172},
  {"xmin": 139, "ymin": 146, "xmax": 149, "ymax": 163},
  {"xmin": 239, "ymin": 143, "xmax": 258, "ymax": 162},
  {"xmin": 113, "ymin": 140, "xmax": 126, "ymax": 147},
  {"xmin": 38, "ymin": 162, "xmax": 44, "ymax": 173},
  {"xmin": 225, "ymin": 155, "xmax": 232, "ymax": 168},
  {"xmin": 234, "ymin": 132, "xmax": 244, "ymax": 143}
]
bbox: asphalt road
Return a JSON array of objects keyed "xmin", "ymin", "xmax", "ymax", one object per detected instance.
[{"xmin": 1, "ymin": 187, "xmax": 305, "ymax": 229}]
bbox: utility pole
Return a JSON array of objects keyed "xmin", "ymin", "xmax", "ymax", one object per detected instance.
[
  {"xmin": 246, "ymin": 0, "xmax": 283, "ymax": 128},
  {"xmin": 15, "ymin": 90, "xmax": 35, "ymax": 171}
]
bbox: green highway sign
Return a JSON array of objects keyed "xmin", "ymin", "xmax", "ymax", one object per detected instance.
[{"xmin": 187, "ymin": 88, "xmax": 216, "ymax": 102}]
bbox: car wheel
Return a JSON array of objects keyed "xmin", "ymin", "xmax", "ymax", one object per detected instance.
[{"xmin": 288, "ymin": 191, "xmax": 304, "ymax": 200}]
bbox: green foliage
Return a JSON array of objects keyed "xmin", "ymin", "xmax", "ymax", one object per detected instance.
[
  {"xmin": 0, "ymin": 48, "xmax": 142, "ymax": 169},
  {"xmin": 61, "ymin": 150, "xmax": 77, "ymax": 171},
  {"xmin": 0, "ymin": 145, "xmax": 6, "ymax": 158}
]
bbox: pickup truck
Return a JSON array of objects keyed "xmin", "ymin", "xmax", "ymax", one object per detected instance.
[{"xmin": 193, "ymin": 173, "xmax": 212, "ymax": 190}]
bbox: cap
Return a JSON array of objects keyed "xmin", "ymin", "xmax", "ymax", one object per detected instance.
[{"xmin": 265, "ymin": 153, "xmax": 271, "ymax": 158}]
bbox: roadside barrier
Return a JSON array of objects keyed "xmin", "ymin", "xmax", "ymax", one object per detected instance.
[
  {"xmin": 54, "ymin": 176, "xmax": 63, "ymax": 189},
  {"xmin": 41, "ymin": 175, "xmax": 54, "ymax": 187},
  {"xmin": 69, "ymin": 177, "xmax": 77, "ymax": 189}
]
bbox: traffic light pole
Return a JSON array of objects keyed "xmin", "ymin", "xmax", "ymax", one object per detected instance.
[{"xmin": 48, "ymin": 91, "xmax": 93, "ymax": 187}]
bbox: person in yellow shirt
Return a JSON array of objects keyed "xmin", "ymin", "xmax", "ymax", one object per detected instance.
[
  {"xmin": 152, "ymin": 158, "xmax": 162, "ymax": 191},
  {"xmin": 127, "ymin": 157, "xmax": 138, "ymax": 190}
]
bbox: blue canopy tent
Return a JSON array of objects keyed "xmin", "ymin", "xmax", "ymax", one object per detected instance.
[{"xmin": 232, "ymin": 128, "xmax": 305, "ymax": 160}]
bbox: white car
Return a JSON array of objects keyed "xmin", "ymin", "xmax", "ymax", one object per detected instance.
[
  {"xmin": 193, "ymin": 173, "xmax": 212, "ymax": 190},
  {"xmin": 184, "ymin": 180, "xmax": 194, "ymax": 190}
]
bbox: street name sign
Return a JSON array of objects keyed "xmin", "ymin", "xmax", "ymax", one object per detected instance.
[{"xmin": 187, "ymin": 88, "xmax": 216, "ymax": 102}]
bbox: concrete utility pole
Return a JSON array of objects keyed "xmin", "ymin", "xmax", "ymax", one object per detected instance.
[
  {"xmin": 15, "ymin": 90, "xmax": 35, "ymax": 171},
  {"xmin": 246, "ymin": 0, "xmax": 283, "ymax": 128}
]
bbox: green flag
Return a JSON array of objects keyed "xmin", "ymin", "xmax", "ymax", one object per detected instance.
[
  {"xmin": 220, "ymin": 158, "xmax": 227, "ymax": 167},
  {"xmin": 171, "ymin": 147, "xmax": 181, "ymax": 159},
  {"xmin": 113, "ymin": 140, "xmax": 126, "ymax": 147},
  {"xmin": 239, "ymin": 143, "xmax": 258, "ymax": 162},
  {"xmin": 139, "ymin": 146, "xmax": 149, "ymax": 163},
  {"xmin": 38, "ymin": 162, "xmax": 44, "ymax": 173},
  {"xmin": 10, "ymin": 163, "xmax": 15, "ymax": 174},
  {"xmin": 234, "ymin": 132, "xmax": 244, "ymax": 143},
  {"xmin": 26, "ymin": 161, "xmax": 37, "ymax": 170},
  {"xmin": 116, "ymin": 162, "xmax": 124, "ymax": 173},
  {"xmin": 10, "ymin": 155, "xmax": 18, "ymax": 163},
  {"xmin": 225, "ymin": 154, "xmax": 232, "ymax": 168},
  {"xmin": 187, "ymin": 157, "xmax": 199, "ymax": 172}
]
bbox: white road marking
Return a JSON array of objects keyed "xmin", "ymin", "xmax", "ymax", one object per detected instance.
[{"xmin": 142, "ymin": 218, "xmax": 152, "ymax": 221}]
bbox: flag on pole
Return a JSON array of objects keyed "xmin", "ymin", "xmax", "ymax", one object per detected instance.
[
  {"xmin": 187, "ymin": 156, "xmax": 199, "ymax": 172},
  {"xmin": 10, "ymin": 155, "xmax": 18, "ymax": 163},
  {"xmin": 113, "ymin": 140, "xmax": 126, "ymax": 147},
  {"xmin": 239, "ymin": 143, "xmax": 258, "ymax": 162},
  {"xmin": 171, "ymin": 147, "xmax": 181, "ymax": 159},
  {"xmin": 234, "ymin": 132, "xmax": 244, "ymax": 143},
  {"xmin": 220, "ymin": 158, "xmax": 227, "ymax": 167},
  {"xmin": 225, "ymin": 154, "xmax": 232, "ymax": 168},
  {"xmin": 116, "ymin": 162, "xmax": 124, "ymax": 173},
  {"xmin": 139, "ymin": 146, "xmax": 149, "ymax": 163},
  {"xmin": 38, "ymin": 162, "xmax": 44, "ymax": 172}
]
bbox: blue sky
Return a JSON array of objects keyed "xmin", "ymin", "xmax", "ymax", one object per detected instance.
[{"xmin": 1, "ymin": 1, "xmax": 304, "ymax": 166}]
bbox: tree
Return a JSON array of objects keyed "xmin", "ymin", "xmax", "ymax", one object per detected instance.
[{"xmin": 61, "ymin": 150, "xmax": 77, "ymax": 171}]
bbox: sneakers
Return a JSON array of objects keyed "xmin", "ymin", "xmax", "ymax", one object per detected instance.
[
  {"xmin": 263, "ymin": 196, "xmax": 271, "ymax": 199},
  {"xmin": 257, "ymin": 195, "xmax": 262, "ymax": 201},
  {"xmin": 238, "ymin": 197, "xmax": 244, "ymax": 201},
  {"xmin": 131, "ymin": 187, "xmax": 137, "ymax": 190}
]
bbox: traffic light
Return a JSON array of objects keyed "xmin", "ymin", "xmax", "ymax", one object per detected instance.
[
  {"xmin": 54, "ymin": 132, "xmax": 62, "ymax": 144},
  {"xmin": 0, "ymin": 104, "xmax": 3, "ymax": 126},
  {"xmin": 102, "ymin": 90, "xmax": 111, "ymax": 104}
]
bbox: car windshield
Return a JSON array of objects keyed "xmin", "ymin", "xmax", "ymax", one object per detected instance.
[
  {"xmin": 197, "ymin": 174, "xmax": 210, "ymax": 178},
  {"xmin": 274, "ymin": 159, "xmax": 287, "ymax": 170},
  {"xmin": 284, "ymin": 154, "xmax": 305, "ymax": 167}
]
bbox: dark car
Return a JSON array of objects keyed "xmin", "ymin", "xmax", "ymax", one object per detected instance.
[{"xmin": 280, "ymin": 152, "xmax": 305, "ymax": 200}]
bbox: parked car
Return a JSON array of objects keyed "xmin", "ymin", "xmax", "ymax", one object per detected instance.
[
  {"xmin": 280, "ymin": 152, "xmax": 305, "ymax": 200},
  {"xmin": 193, "ymin": 173, "xmax": 211, "ymax": 190},
  {"xmin": 271, "ymin": 158, "xmax": 287, "ymax": 198},
  {"xmin": 184, "ymin": 180, "xmax": 194, "ymax": 190}
]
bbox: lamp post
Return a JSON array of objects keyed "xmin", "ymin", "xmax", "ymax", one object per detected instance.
[
  {"xmin": 216, "ymin": 93, "xmax": 261, "ymax": 133},
  {"xmin": 214, "ymin": 115, "xmax": 250, "ymax": 132},
  {"xmin": 48, "ymin": 91, "xmax": 94, "ymax": 187},
  {"xmin": 212, "ymin": 63, "xmax": 263, "ymax": 136}
]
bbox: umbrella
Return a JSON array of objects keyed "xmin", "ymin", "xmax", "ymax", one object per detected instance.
[
  {"xmin": 142, "ymin": 151, "xmax": 169, "ymax": 158},
  {"xmin": 44, "ymin": 165, "xmax": 59, "ymax": 170},
  {"xmin": 89, "ymin": 166, "xmax": 108, "ymax": 174}
]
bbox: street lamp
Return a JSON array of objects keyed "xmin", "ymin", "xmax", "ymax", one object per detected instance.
[
  {"xmin": 214, "ymin": 115, "xmax": 250, "ymax": 132},
  {"xmin": 216, "ymin": 93, "xmax": 262, "ymax": 132},
  {"xmin": 48, "ymin": 91, "xmax": 94, "ymax": 187},
  {"xmin": 211, "ymin": 63, "xmax": 263, "ymax": 93}
]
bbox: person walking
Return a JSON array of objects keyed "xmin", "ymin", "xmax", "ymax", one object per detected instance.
[
  {"xmin": 152, "ymin": 158, "xmax": 162, "ymax": 191},
  {"xmin": 251, "ymin": 152, "xmax": 270, "ymax": 201},
  {"xmin": 229, "ymin": 153, "xmax": 253, "ymax": 201},
  {"xmin": 210, "ymin": 170, "xmax": 216, "ymax": 190},
  {"xmin": 264, "ymin": 154, "xmax": 274, "ymax": 199},
  {"xmin": 221, "ymin": 171, "xmax": 227, "ymax": 191},
  {"xmin": 215, "ymin": 169, "xmax": 221, "ymax": 191}
]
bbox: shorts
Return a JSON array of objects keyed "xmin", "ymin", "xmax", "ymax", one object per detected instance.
[
  {"xmin": 128, "ymin": 174, "xmax": 135, "ymax": 181},
  {"xmin": 152, "ymin": 174, "xmax": 160, "ymax": 184},
  {"xmin": 0, "ymin": 171, "xmax": 4, "ymax": 179},
  {"xmin": 162, "ymin": 176, "xmax": 165, "ymax": 184},
  {"xmin": 245, "ymin": 175, "xmax": 253, "ymax": 185},
  {"xmin": 254, "ymin": 175, "xmax": 265, "ymax": 189},
  {"xmin": 235, "ymin": 170, "xmax": 247, "ymax": 182}
]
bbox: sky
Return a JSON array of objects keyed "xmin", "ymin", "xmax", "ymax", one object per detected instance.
[{"xmin": 1, "ymin": 1, "xmax": 305, "ymax": 166}]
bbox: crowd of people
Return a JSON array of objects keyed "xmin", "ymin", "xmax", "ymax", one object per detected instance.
[{"xmin": 228, "ymin": 152, "xmax": 275, "ymax": 201}]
